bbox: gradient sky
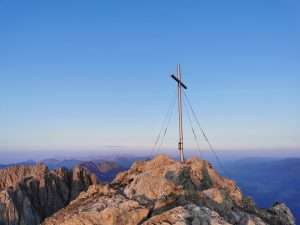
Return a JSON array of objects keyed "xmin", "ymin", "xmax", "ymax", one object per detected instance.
[{"xmin": 0, "ymin": 0, "xmax": 299, "ymax": 155}]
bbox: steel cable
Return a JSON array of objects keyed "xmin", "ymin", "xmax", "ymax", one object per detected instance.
[
  {"xmin": 151, "ymin": 92, "xmax": 176, "ymax": 156},
  {"xmin": 183, "ymin": 91, "xmax": 229, "ymax": 177}
]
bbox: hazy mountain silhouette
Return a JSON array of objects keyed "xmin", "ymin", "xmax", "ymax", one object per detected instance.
[
  {"xmin": 41, "ymin": 158, "xmax": 83, "ymax": 170},
  {"xmin": 0, "ymin": 160, "xmax": 36, "ymax": 169},
  {"xmin": 79, "ymin": 161, "xmax": 126, "ymax": 182}
]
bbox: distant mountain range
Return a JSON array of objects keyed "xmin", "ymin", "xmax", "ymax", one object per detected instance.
[
  {"xmin": 0, "ymin": 160, "xmax": 36, "ymax": 169},
  {"xmin": 41, "ymin": 158, "xmax": 83, "ymax": 170},
  {"xmin": 79, "ymin": 161, "xmax": 125, "ymax": 182},
  {"xmin": 41, "ymin": 156, "xmax": 148, "ymax": 170}
]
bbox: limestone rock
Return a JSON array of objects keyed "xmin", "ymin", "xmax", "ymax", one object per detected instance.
[
  {"xmin": 0, "ymin": 163, "xmax": 47, "ymax": 190},
  {"xmin": 113, "ymin": 154, "xmax": 242, "ymax": 209},
  {"xmin": 142, "ymin": 204, "xmax": 231, "ymax": 225},
  {"xmin": 257, "ymin": 202, "xmax": 296, "ymax": 225},
  {"xmin": 43, "ymin": 184, "xmax": 150, "ymax": 225},
  {"xmin": 0, "ymin": 164, "xmax": 97, "ymax": 225},
  {"xmin": 42, "ymin": 154, "xmax": 296, "ymax": 225}
]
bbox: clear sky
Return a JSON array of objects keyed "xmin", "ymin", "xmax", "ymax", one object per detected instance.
[{"xmin": 0, "ymin": 0, "xmax": 299, "ymax": 156}]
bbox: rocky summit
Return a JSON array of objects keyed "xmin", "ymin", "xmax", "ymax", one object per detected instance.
[
  {"xmin": 42, "ymin": 155, "xmax": 296, "ymax": 225},
  {"xmin": 0, "ymin": 163, "xmax": 97, "ymax": 225}
]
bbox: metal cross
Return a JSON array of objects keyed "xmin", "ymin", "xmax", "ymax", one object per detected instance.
[{"xmin": 171, "ymin": 64, "xmax": 187, "ymax": 163}]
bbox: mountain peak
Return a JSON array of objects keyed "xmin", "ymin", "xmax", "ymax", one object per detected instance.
[{"xmin": 43, "ymin": 155, "xmax": 296, "ymax": 225}]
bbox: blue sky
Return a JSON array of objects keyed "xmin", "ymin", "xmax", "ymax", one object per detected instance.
[{"xmin": 0, "ymin": 0, "xmax": 299, "ymax": 156}]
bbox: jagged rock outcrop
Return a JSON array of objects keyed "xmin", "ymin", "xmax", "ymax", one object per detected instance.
[
  {"xmin": 0, "ymin": 164, "xmax": 97, "ymax": 225},
  {"xmin": 42, "ymin": 155, "xmax": 296, "ymax": 225},
  {"xmin": 0, "ymin": 164, "xmax": 46, "ymax": 190}
]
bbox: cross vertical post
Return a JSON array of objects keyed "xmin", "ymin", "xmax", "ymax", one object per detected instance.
[
  {"xmin": 171, "ymin": 64, "xmax": 187, "ymax": 163},
  {"xmin": 177, "ymin": 64, "xmax": 184, "ymax": 162}
]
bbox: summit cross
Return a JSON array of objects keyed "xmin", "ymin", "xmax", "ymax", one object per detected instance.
[{"xmin": 171, "ymin": 64, "xmax": 187, "ymax": 163}]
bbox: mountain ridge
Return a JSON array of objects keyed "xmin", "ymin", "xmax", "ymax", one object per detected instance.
[{"xmin": 43, "ymin": 154, "xmax": 295, "ymax": 225}]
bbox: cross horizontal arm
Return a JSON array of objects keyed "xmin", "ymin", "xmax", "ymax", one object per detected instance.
[{"xmin": 171, "ymin": 75, "xmax": 187, "ymax": 89}]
